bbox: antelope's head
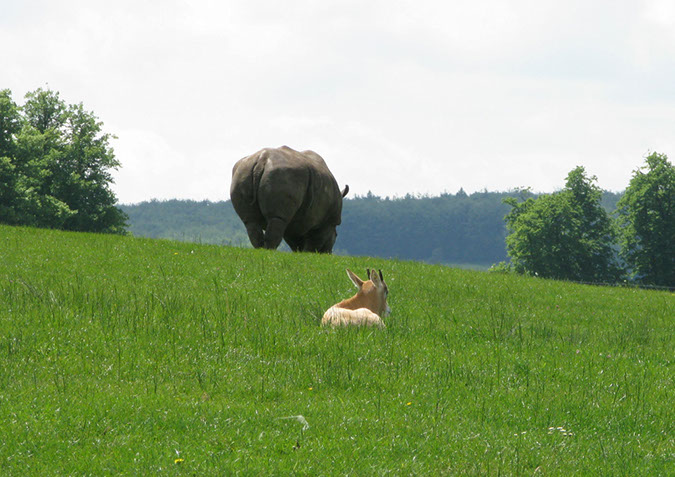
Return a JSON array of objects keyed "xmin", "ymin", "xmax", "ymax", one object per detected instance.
[{"xmin": 345, "ymin": 268, "xmax": 391, "ymax": 318}]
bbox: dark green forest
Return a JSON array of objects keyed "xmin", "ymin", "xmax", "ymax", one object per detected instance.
[{"xmin": 121, "ymin": 190, "xmax": 622, "ymax": 268}]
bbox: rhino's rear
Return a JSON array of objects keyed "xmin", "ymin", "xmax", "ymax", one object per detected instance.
[{"xmin": 230, "ymin": 146, "xmax": 347, "ymax": 253}]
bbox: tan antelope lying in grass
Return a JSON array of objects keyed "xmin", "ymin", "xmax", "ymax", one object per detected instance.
[{"xmin": 321, "ymin": 269, "xmax": 391, "ymax": 328}]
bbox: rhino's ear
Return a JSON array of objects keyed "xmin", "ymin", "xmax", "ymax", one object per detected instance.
[
  {"xmin": 341, "ymin": 185, "xmax": 349, "ymax": 198},
  {"xmin": 346, "ymin": 268, "xmax": 363, "ymax": 288}
]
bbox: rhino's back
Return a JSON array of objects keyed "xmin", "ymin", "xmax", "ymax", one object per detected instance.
[
  {"xmin": 255, "ymin": 148, "xmax": 314, "ymax": 221},
  {"xmin": 231, "ymin": 146, "xmax": 342, "ymax": 228}
]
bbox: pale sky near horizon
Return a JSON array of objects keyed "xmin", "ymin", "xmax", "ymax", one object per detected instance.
[{"xmin": 2, "ymin": 0, "xmax": 674, "ymax": 204}]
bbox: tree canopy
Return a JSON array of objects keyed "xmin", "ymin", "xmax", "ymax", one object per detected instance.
[
  {"xmin": 0, "ymin": 88, "xmax": 127, "ymax": 233},
  {"xmin": 616, "ymin": 152, "xmax": 674, "ymax": 287},
  {"xmin": 504, "ymin": 167, "xmax": 622, "ymax": 282}
]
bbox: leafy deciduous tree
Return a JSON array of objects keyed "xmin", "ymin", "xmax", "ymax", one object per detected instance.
[
  {"xmin": 0, "ymin": 89, "xmax": 22, "ymax": 223},
  {"xmin": 504, "ymin": 167, "xmax": 622, "ymax": 282},
  {"xmin": 616, "ymin": 153, "xmax": 674, "ymax": 287},
  {"xmin": 0, "ymin": 88, "xmax": 127, "ymax": 233}
]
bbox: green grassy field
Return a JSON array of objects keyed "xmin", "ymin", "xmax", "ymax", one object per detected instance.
[{"xmin": 0, "ymin": 225, "xmax": 672, "ymax": 475}]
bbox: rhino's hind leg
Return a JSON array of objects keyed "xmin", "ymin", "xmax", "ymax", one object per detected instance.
[
  {"xmin": 284, "ymin": 236, "xmax": 302, "ymax": 252},
  {"xmin": 244, "ymin": 222, "xmax": 265, "ymax": 248},
  {"xmin": 263, "ymin": 217, "xmax": 287, "ymax": 250}
]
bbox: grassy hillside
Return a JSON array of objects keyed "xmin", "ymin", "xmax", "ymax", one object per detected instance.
[{"xmin": 0, "ymin": 225, "xmax": 672, "ymax": 475}]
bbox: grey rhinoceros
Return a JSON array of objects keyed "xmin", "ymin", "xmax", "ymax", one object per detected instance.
[{"xmin": 230, "ymin": 146, "xmax": 349, "ymax": 253}]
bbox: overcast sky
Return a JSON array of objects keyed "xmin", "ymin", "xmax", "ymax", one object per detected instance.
[{"xmin": 2, "ymin": 0, "xmax": 674, "ymax": 203}]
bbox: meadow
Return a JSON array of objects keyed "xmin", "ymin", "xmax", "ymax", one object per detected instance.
[{"xmin": 0, "ymin": 225, "xmax": 672, "ymax": 475}]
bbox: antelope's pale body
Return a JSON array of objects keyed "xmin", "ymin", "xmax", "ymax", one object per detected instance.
[{"xmin": 321, "ymin": 269, "xmax": 391, "ymax": 328}]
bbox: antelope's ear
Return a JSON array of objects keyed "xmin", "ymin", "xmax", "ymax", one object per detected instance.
[
  {"xmin": 370, "ymin": 269, "xmax": 382, "ymax": 286},
  {"xmin": 346, "ymin": 269, "xmax": 363, "ymax": 288}
]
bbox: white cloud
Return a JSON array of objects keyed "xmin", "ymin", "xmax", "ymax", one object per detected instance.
[
  {"xmin": 111, "ymin": 129, "xmax": 187, "ymax": 204},
  {"xmin": 2, "ymin": 0, "xmax": 674, "ymax": 203},
  {"xmin": 643, "ymin": 0, "xmax": 675, "ymax": 29}
]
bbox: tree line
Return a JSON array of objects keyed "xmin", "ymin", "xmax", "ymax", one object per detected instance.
[
  {"xmin": 120, "ymin": 190, "xmax": 623, "ymax": 269},
  {"xmin": 121, "ymin": 199, "xmax": 250, "ymax": 245}
]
